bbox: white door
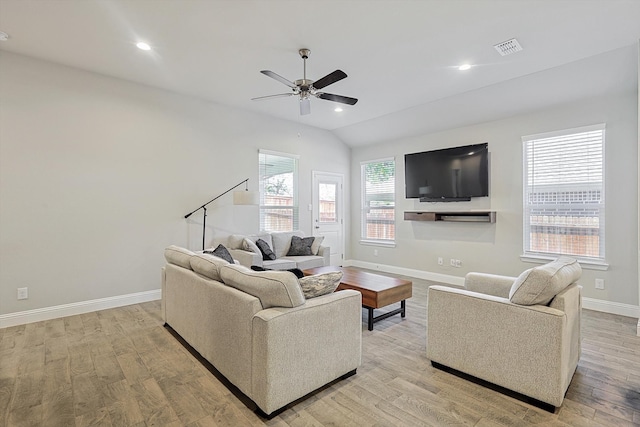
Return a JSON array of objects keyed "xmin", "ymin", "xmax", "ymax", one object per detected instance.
[{"xmin": 312, "ymin": 172, "xmax": 344, "ymax": 265}]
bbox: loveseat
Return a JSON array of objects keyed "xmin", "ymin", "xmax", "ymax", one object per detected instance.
[
  {"xmin": 161, "ymin": 245, "xmax": 361, "ymax": 417},
  {"xmin": 222, "ymin": 230, "xmax": 329, "ymax": 270},
  {"xmin": 427, "ymin": 257, "xmax": 582, "ymax": 409}
]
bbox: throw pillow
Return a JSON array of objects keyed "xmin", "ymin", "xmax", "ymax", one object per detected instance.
[
  {"xmin": 251, "ymin": 265, "xmax": 304, "ymax": 279},
  {"xmin": 311, "ymin": 236, "xmax": 324, "ymax": 255},
  {"xmin": 242, "ymin": 238, "xmax": 261, "ymax": 254},
  {"xmin": 204, "ymin": 244, "xmax": 234, "ymax": 264},
  {"xmin": 509, "ymin": 257, "xmax": 582, "ymax": 306},
  {"xmin": 256, "ymin": 238, "xmax": 276, "ymax": 261},
  {"xmin": 298, "ymin": 271, "xmax": 343, "ymax": 299},
  {"xmin": 287, "ymin": 235, "xmax": 314, "ymax": 256}
]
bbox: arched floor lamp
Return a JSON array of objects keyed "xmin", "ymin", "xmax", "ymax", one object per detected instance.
[{"xmin": 184, "ymin": 178, "xmax": 259, "ymax": 250}]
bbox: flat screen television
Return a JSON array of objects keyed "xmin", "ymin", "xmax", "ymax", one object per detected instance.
[{"xmin": 404, "ymin": 143, "xmax": 489, "ymax": 202}]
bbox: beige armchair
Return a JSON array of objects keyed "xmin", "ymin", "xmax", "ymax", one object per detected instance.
[{"xmin": 426, "ymin": 258, "xmax": 582, "ymax": 409}]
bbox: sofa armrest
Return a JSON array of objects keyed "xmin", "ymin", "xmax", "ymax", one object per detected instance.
[
  {"xmin": 427, "ymin": 285, "xmax": 571, "ymax": 406},
  {"xmin": 464, "ymin": 272, "xmax": 516, "ymax": 298},
  {"xmin": 251, "ymin": 289, "xmax": 362, "ymax": 414},
  {"xmin": 229, "ymin": 249, "xmax": 262, "ymax": 268},
  {"xmin": 317, "ymin": 245, "xmax": 330, "ymax": 266}
]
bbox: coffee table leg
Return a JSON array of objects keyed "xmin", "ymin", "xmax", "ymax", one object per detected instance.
[
  {"xmin": 401, "ymin": 300, "xmax": 406, "ymax": 318},
  {"xmin": 367, "ymin": 308, "xmax": 374, "ymax": 331}
]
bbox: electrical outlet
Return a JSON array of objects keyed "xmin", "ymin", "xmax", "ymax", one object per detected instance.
[
  {"xmin": 455, "ymin": 259, "xmax": 462, "ymax": 268},
  {"xmin": 437, "ymin": 257, "xmax": 443, "ymax": 266},
  {"xmin": 450, "ymin": 259, "xmax": 456, "ymax": 267},
  {"xmin": 17, "ymin": 287, "xmax": 28, "ymax": 300},
  {"xmin": 373, "ymin": 249, "xmax": 378, "ymax": 256},
  {"xmin": 595, "ymin": 278, "xmax": 605, "ymax": 290}
]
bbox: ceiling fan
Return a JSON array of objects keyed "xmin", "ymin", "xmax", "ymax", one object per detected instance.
[{"xmin": 252, "ymin": 48, "xmax": 358, "ymax": 116}]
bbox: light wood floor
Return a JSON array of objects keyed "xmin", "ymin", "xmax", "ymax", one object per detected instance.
[{"xmin": 1, "ymin": 276, "xmax": 639, "ymax": 426}]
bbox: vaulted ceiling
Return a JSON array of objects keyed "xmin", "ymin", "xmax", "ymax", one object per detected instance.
[{"xmin": 1, "ymin": 0, "xmax": 639, "ymax": 146}]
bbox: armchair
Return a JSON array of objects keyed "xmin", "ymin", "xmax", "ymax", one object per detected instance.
[{"xmin": 426, "ymin": 258, "xmax": 582, "ymax": 410}]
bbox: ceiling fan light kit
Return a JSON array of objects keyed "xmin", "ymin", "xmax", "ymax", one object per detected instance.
[{"xmin": 252, "ymin": 48, "xmax": 358, "ymax": 115}]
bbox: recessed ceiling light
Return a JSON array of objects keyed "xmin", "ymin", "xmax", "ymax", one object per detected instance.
[
  {"xmin": 458, "ymin": 64, "xmax": 472, "ymax": 71},
  {"xmin": 0, "ymin": 31, "xmax": 9, "ymax": 41},
  {"xmin": 136, "ymin": 42, "xmax": 151, "ymax": 51},
  {"xmin": 334, "ymin": 107, "xmax": 343, "ymax": 112}
]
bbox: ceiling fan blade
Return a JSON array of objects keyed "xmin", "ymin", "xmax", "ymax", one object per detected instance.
[
  {"xmin": 316, "ymin": 92, "xmax": 358, "ymax": 105},
  {"xmin": 260, "ymin": 70, "xmax": 297, "ymax": 88},
  {"xmin": 251, "ymin": 93, "xmax": 294, "ymax": 101},
  {"xmin": 312, "ymin": 70, "xmax": 347, "ymax": 90},
  {"xmin": 300, "ymin": 98, "xmax": 311, "ymax": 115}
]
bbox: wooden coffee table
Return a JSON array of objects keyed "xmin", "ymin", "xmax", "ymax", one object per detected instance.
[{"xmin": 303, "ymin": 266, "xmax": 413, "ymax": 330}]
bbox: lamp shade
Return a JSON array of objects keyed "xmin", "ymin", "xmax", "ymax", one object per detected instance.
[{"xmin": 233, "ymin": 190, "xmax": 259, "ymax": 205}]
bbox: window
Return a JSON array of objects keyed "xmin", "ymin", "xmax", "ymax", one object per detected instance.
[
  {"xmin": 522, "ymin": 124, "xmax": 605, "ymax": 263},
  {"xmin": 361, "ymin": 158, "xmax": 395, "ymax": 243},
  {"xmin": 259, "ymin": 150, "xmax": 299, "ymax": 232}
]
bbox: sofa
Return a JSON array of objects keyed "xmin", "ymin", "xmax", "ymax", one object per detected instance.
[
  {"xmin": 427, "ymin": 257, "xmax": 582, "ymax": 409},
  {"xmin": 222, "ymin": 230, "xmax": 329, "ymax": 270},
  {"xmin": 161, "ymin": 245, "xmax": 361, "ymax": 417}
]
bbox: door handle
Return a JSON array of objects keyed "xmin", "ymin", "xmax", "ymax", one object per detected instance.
[{"xmin": 315, "ymin": 226, "xmax": 320, "ymax": 229}]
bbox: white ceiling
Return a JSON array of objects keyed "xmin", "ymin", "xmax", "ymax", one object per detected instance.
[{"xmin": 1, "ymin": 0, "xmax": 639, "ymax": 147}]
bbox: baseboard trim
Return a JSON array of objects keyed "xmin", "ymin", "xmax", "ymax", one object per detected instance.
[
  {"xmin": 343, "ymin": 259, "xmax": 640, "ymax": 320},
  {"xmin": 0, "ymin": 289, "xmax": 161, "ymax": 329},
  {"xmin": 582, "ymin": 297, "xmax": 640, "ymax": 319}
]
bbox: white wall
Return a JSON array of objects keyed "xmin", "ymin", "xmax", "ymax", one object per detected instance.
[
  {"xmin": 0, "ymin": 52, "xmax": 350, "ymax": 316},
  {"xmin": 351, "ymin": 92, "xmax": 639, "ymax": 306}
]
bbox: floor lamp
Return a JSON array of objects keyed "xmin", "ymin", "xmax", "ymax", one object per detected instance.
[{"xmin": 184, "ymin": 178, "xmax": 259, "ymax": 250}]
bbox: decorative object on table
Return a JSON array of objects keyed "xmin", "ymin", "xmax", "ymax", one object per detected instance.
[{"xmin": 184, "ymin": 178, "xmax": 259, "ymax": 250}]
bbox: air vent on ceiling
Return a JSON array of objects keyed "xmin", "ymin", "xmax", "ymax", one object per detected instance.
[{"xmin": 494, "ymin": 38, "xmax": 523, "ymax": 56}]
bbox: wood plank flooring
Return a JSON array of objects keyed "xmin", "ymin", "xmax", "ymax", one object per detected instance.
[{"xmin": 1, "ymin": 275, "xmax": 639, "ymax": 426}]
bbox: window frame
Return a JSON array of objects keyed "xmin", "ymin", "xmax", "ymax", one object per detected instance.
[
  {"xmin": 360, "ymin": 157, "xmax": 396, "ymax": 246},
  {"xmin": 258, "ymin": 149, "xmax": 299, "ymax": 232},
  {"xmin": 521, "ymin": 124, "xmax": 608, "ymax": 270}
]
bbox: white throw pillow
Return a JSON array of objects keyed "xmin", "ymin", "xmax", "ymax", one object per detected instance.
[
  {"xmin": 509, "ymin": 257, "xmax": 582, "ymax": 305},
  {"xmin": 242, "ymin": 238, "xmax": 261, "ymax": 254},
  {"xmin": 311, "ymin": 236, "xmax": 325, "ymax": 255}
]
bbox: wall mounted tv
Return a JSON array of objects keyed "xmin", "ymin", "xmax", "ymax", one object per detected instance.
[{"xmin": 404, "ymin": 143, "xmax": 489, "ymax": 202}]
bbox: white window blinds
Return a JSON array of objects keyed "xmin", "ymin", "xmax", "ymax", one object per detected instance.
[
  {"xmin": 361, "ymin": 158, "xmax": 395, "ymax": 242},
  {"xmin": 522, "ymin": 124, "xmax": 605, "ymax": 261},
  {"xmin": 259, "ymin": 150, "xmax": 299, "ymax": 232}
]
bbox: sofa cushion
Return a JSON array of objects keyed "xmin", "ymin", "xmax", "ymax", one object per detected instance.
[
  {"xmin": 509, "ymin": 257, "xmax": 582, "ymax": 306},
  {"xmin": 190, "ymin": 253, "xmax": 229, "ymax": 281},
  {"xmin": 220, "ymin": 264, "xmax": 305, "ymax": 308},
  {"xmin": 164, "ymin": 245, "xmax": 195, "ymax": 269},
  {"xmin": 263, "ymin": 258, "xmax": 298, "ymax": 270},
  {"xmin": 281, "ymin": 255, "xmax": 325, "ymax": 271},
  {"xmin": 256, "ymin": 238, "xmax": 276, "ymax": 261},
  {"xmin": 247, "ymin": 233, "xmax": 273, "ymax": 249},
  {"xmin": 311, "ymin": 236, "xmax": 324, "ymax": 255},
  {"xmin": 287, "ymin": 236, "xmax": 314, "ymax": 256},
  {"xmin": 271, "ymin": 231, "xmax": 304, "ymax": 258},
  {"xmin": 298, "ymin": 271, "xmax": 343, "ymax": 299},
  {"xmin": 203, "ymin": 244, "xmax": 234, "ymax": 264}
]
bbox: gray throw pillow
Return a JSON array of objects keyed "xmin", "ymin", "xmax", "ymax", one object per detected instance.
[
  {"xmin": 256, "ymin": 238, "xmax": 276, "ymax": 261},
  {"xmin": 298, "ymin": 271, "xmax": 343, "ymax": 299},
  {"xmin": 204, "ymin": 244, "xmax": 234, "ymax": 264},
  {"xmin": 287, "ymin": 235, "xmax": 314, "ymax": 256}
]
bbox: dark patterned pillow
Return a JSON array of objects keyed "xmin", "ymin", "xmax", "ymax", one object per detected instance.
[
  {"xmin": 287, "ymin": 235, "xmax": 314, "ymax": 256},
  {"xmin": 204, "ymin": 244, "xmax": 234, "ymax": 264},
  {"xmin": 298, "ymin": 271, "xmax": 343, "ymax": 299},
  {"xmin": 255, "ymin": 238, "xmax": 276, "ymax": 261}
]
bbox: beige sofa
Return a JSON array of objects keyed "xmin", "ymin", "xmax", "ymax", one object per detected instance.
[
  {"xmin": 161, "ymin": 246, "xmax": 361, "ymax": 417},
  {"xmin": 223, "ymin": 230, "xmax": 329, "ymax": 270},
  {"xmin": 427, "ymin": 257, "xmax": 582, "ymax": 409}
]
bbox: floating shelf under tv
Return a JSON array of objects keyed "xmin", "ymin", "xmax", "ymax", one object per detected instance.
[{"xmin": 404, "ymin": 211, "xmax": 496, "ymax": 223}]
